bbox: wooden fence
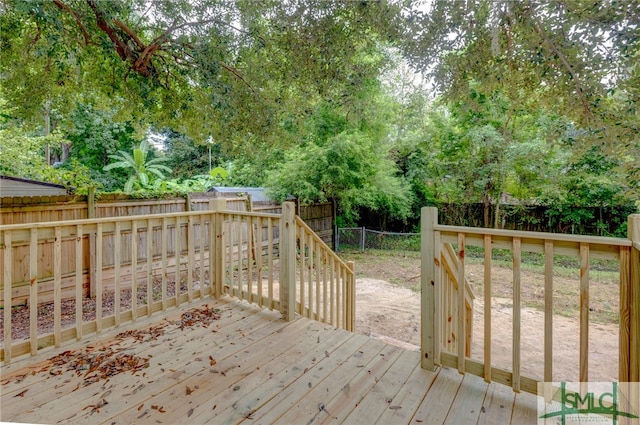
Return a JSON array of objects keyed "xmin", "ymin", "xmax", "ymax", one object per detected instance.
[
  {"xmin": 0, "ymin": 193, "xmax": 333, "ymax": 308},
  {"xmin": 421, "ymin": 207, "xmax": 640, "ymax": 394},
  {"xmin": 0, "ymin": 202, "xmax": 353, "ymax": 363},
  {"xmin": 0, "ymin": 192, "xmax": 248, "ymax": 226}
]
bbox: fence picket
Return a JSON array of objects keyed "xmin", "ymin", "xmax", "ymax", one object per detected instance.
[
  {"xmin": 267, "ymin": 218, "xmax": 274, "ymax": 309},
  {"xmin": 173, "ymin": 218, "xmax": 180, "ymax": 306},
  {"xmin": 161, "ymin": 218, "xmax": 168, "ymax": 311},
  {"xmin": 96, "ymin": 223, "xmax": 103, "ymax": 332},
  {"xmin": 199, "ymin": 215, "xmax": 206, "ymax": 299},
  {"xmin": 75, "ymin": 224, "xmax": 83, "ymax": 339},
  {"xmin": 114, "ymin": 221, "xmax": 121, "ymax": 326},
  {"xmin": 483, "ymin": 234, "xmax": 492, "ymax": 383},
  {"xmin": 3, "ymin": 230, "xmax": 12, "ymax": 362},
  {"xmin": 544, "ymin": 240, "xmax": 554, "ymax": 383},
  {"xmin": 29, "ymin": 228, "xmax": 38, "ymax": 355},
  {"xmin": 512, "ymin": 237, "xmax": 522, "ymax": 392},
  {"xmin": 145, "ymin": 219, "xmax": 152, "ymax": 317},
  {"xmin": 457, "ymin": 233, "xmax": 466, "ymax": 374},
  {"xmin": 299, "ymin": 223, "xmax": 305, "ymax": 316},
  {"xmin": 255, "ymin": 216, "xmax": 263, "ymax": 306},
  {"xmin": 579, "ymin": 242, "xmax": 590, "ymax": 383},
  {"xmin": 130, "ymin": 221, "xmax": 138, "ymax": 319},
  {"xmin": 54, "ymin": 226, "xmax": 62, "ymax": 347},
  {"xmin": 308, "ymin": 233, "xmax": 314, "ymax": 320},
  {"xmin": 188, "ymin": 216, "xmax": 195, "ymax": 302}
]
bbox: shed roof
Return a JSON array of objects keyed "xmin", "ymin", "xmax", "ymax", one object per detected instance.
[
  {"xmin": 208, "ymin": 186, "xmax": 274, "ymax": 203},
  {"xmin": 0, "ymin": 175, "xmax": 68, "ymax": 197}
]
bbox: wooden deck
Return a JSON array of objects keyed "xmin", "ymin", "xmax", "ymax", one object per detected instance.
[{"xmin": 1, "ymin": 297, "xmax": 539, "ymax": 424}]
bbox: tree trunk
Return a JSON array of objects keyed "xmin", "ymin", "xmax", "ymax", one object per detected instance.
[
  {"xmin": 44, "ymin": 101, "xmax": 51, "ymax": 165},
  {"xmin": 61, "ymin": 142, "xmax": 72, "ymax": 162},
  {"xmin": 483, "ymin": 196, "xmax": 491, "ymax": 228}
]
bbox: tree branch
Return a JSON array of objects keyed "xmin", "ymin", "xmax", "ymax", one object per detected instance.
[
  {"xmin": 52, "ymin": 0, "xmax": 90, "ymax": 46},
  {"xmin": 27, "ymin": 22, "xmax": 42, "ymax": 54},
  {"xmin": 112, "ymin": 19, "xmax": 145, "ymax": 50},
  {"xmin": 217, "ymin": 61, "xmax": 259, "ymax": 95},
  {"xmin": 527, "ymin": 3, "xmax": 591, "ymax": 117},
  {"xmin": 85, "ymin": 0, "xmax": 130, "ymax": 62}
]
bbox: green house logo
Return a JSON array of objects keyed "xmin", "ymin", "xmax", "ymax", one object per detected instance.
[{"xmin": 538, "ymin": 382, "xmax": 639, "ymax": 425}]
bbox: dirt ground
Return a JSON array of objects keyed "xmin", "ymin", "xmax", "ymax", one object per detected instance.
[{"xmin": 356, "ymin": 278, "xmax": 618, "ymax": 382}]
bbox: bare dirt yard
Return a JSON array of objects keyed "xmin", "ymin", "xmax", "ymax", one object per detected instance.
[{"xmin": 340, "ymin": 249, "xmax": 620, "ymax": 383}]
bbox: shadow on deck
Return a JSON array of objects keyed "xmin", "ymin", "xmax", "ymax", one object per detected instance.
[{"xmin": 1, "ymin": 298, "xmax": 539, "ymax": 424}]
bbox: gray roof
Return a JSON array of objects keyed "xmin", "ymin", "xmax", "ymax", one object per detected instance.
[
  {"xmin": 0, "ymin": 175, "xmax": 68, "ymax": 197},
  {"xmin": 209, "ymin": 186, "xmax": 274, "ymax": 203}
]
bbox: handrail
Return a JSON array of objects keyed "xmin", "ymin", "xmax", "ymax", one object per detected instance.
[
  {"xmin": 295, "ymin": 217, "xmax": 350, "ymax": 270},
  {"xmin": 434, "ymin": 224, "xmax": 632, "ymax": 247},
  {"xmin": 294, "ymin": 216, "xmax": 355, "ymax": 331},
  {"xmin": 421, "ymin": 207, "xmax": 640, "ymax": 395}
]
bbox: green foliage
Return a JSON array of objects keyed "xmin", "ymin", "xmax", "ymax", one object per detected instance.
[
  {"xmin": 0, "ymin": 125, "xmax": 94, "ymax": 192},
  {"xmin": 1, "ymin": 0, "xmax": 637, "ymax": 234},
  {"xmin": 266, "ymin": 131, "xmax": 411, "ymax": 224},
  {"xmin": 103, "ymin": 140, "xmax": 172, "ymax": 193}
]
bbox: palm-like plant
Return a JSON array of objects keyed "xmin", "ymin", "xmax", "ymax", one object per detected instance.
[{"xmin": 104, "ymin": 140, "xmax": 172, "ymax": 192}]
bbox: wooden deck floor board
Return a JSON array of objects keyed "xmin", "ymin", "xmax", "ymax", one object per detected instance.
[
  {"xmin": 289, "ymin": 341, "xmax": 404, "ymax": 424},
  {"xmin": 477, "ymin": 380, "xmax": 516, "ymax": 425},
  {"xmin": 411, "ymin": 365, "xmax": 464, "ymax": 424},
  {"xmin": 443, "ymin": 373, "xmax": 489, "ymax": 425},
  {"xmin": 375, "ymin": 355, "xmax": 438, "ymax": 425},
  {"xmin": 208, "ymin": 327, "xmax": 349, "ymax": 425},
  {"xmin": 246, "ymin": 336, "xmax": 383, "ymax": 425},
  {"xmin": 341, "ymin": 348, "xmax": 422, "ymax": 425},
  {"xmin": 69, "ymin": 303, "xmax": 299, "ymax": 424},
  {"xmin": 19, "ymin": 299, "xmax": 276, "ymax": 424},
  {"xmin": 0, "ymin": 298, "xmax": 540, "ymax": 425},
  {"xmin": 109, "ymin": 317, "xmax": 320, "ymax": 424},
  {"xmin": 511, "ymin": 389, "xmax": 541, "ymax": 424},
  {"xmin": 0, "ymin": 299, "xmax": 252, "ymax": 398}
]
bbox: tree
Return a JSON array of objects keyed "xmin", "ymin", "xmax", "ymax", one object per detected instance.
[
  {"xmin": 103, "ymin": 140, "xmax": 172, "ymax": 192},
  {"xmin": 2, "ymin": 0, "xmax": 406, "ymax": 154},
  {"xmin": 403, "ymin": 1, "xmax": 640, "ymax": 200},
  {"xmin": 266, "ymin": 131, "xmax": 411, "ymax": 225},
  {"xmin": 0, "ymin": 125, "xmax": 93, "ymax": 191}
]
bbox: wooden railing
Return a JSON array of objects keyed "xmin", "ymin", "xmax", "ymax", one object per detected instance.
[
  {"xmin": 0, "ymin": 201, "xmax": 354, "ymax": 363},
  {"xmin": 294, "ymin": 215, "xmax": 355, "ymax": 331},
  {"xmin": 421, "ymin": 207, "xmax": 640, "ymax": 394},
  {"xmin": 440, "ymin": 243, "xmax": 475, "ymax": 357}
]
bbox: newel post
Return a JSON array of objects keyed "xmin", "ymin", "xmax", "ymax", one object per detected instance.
[
  {"xmin": 629, "ymin": 214, "xmax": 640, "ymax": 383},
  {"xmin": 211, "ymin": 198, "xmax": 227, "ymax": 298},
  {"xmin": 280, "ymin": 202, "xmax": 296, "ymax": 321},
  {"xmin": 421, "ymin": 207, "xmax": 438, "ymax": 370}
]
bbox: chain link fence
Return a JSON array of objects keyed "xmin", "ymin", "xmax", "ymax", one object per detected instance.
[{"xmin": 336, "ymin": 227, "xmax": 421, "ymax": 252}]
